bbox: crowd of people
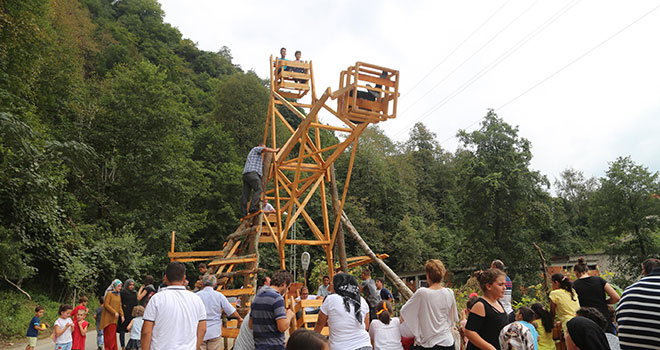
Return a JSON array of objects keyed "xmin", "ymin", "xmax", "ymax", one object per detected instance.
[{"xmin": 29, "ymin": 257, "xmax": 660, "ymax": 350}]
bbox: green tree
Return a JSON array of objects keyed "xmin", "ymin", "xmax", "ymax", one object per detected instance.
[
  {"xmin": 590, "ymin": 156, "xmax": 660, "ymax": 284},
  {"xmin": 455, "ymin": 110, "xmax": 550, "ymax": 278},
  {"xmin": 213, "ymin": 72, "xmax": 269, "ymax": 155}
]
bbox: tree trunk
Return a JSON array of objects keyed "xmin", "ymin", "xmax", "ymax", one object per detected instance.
[
  {"xmin": 329, "ymin": 164, "xmax": 348, "ymax": 272},
  {"xmin": 341, "ymin": 212, "xmax": 413, "ymax": 301},
  {"xmin": 533, "ymin": 243, "xmax": 550, "ymax": 297},
  {"xmin": 3, "ymin": 273, "xmax": 31, "ymax": 300}
]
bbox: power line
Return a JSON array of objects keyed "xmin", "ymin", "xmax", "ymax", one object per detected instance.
[
  {"xmin": 401, "ymin": 0, "xmax": 540, "ymax": 117},
  {"xmin": 440, "ymin": 2, "xmax": 660, "ymax": 146},
  {"xmin": 394, "ymin": 0, "xmax": 580, "ymax": 139},
  {"xmin": 403, "ymin": 0, "xmax": 513, "ymax": 99},
  {"xmin": 496, "ymin": 2, "xmax": 660, "ymax": 111}
]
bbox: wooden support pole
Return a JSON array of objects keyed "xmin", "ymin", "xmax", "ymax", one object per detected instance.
[
  {"xmin": 170, "ymin": 231, "xmax": 176, "ymax": 262},
  {"xmin": 341, "ymin": 212, "xmax": 412, "ymax": 301},
  {"xmin": 329, "ymin": 164, "xmax": 348, "ymax": 273}
]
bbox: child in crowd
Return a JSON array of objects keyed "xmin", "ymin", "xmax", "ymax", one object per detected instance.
[
  {"xmin": 515, "ymin": 306, "xmax": 539, "ymax": 350},
  {"xmin": 71, "ymin": 308, "xmax": 88, "ymax": 350},
  {"xmin": 460, "ymin": 293, "xmax": 480, "ymax": 348},
  {"xmin": 549, "ymin": 273, "xmax": 580, "ymax": 333},
  {"xmin": 25, "ymin": 306, "xmax": 47, "ymax": 350},
  {"xmin": 53, "ymin": 304, "xmax": 74, "ymax": 350},
  {"xmin": 499, "ymin": 321, "xmax": 535, "ymax": 350},
  {"xmin": 126, "ymin": 305, "xmax": 145, "ymax": 349},
  {"xmin": 369, "ymin": 300, "xmax": 403, "ymax": 350},
  {"xmin": 575, "ymin": 307, "xmax": 621, "ymax": 350},
  {"xmin": 530, "ymin": 303, "xmax": 555, "ymax": 350},
  {"xmin": 71, "ymin": 296, "xmax": 88, "ymax": 319},
  {"xmin": 94, "ymin": 296, "xmax": 104, "ymax": 350},
  {"xmin": 286, "ymin": 329, "xmax": 329, "ymax": 350}
]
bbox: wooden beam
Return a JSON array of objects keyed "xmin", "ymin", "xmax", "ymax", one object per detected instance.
[
  {"xmin": 168, "ymin": 251, "xmax": 224, "ymax": 258},
  {"xmin": 209, "ymin": 253, "xmax": 256, "ymax": 267},
  {"xmin": 284, "ymin": 239, "xmax": 331, "ymax": 245},
  {"xmin": 341, "ymin": 212, "xmax": 412, "ymax": 301},
  {"xmin": 219, "ymin": 289, "xmax": 255, "ymax": 297}
]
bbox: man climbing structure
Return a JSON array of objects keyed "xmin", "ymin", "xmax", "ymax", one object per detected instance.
[{"xmin": 241, "ymin": 144, "xmax": 278, "ymax": 217}]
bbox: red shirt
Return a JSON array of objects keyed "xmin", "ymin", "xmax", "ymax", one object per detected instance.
[{"xmin": 71, "ymin": 318, "xmax": 88, "ymax": 350}]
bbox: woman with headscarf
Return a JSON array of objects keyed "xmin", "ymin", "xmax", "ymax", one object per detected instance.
[
  {"xmin": 314, "ymin": 273, "xmax": 372, "ymax": 350},
  {"xmin": 100, "ymin": 279, "xmax": 125, "ymax": 350},
  {"xmin": 565, "ymin": 316, "xmax": 610, "ymax": 350},
  {"xmin": 117, "ymin": 279, "xmax": 137, "ymax": 350}
]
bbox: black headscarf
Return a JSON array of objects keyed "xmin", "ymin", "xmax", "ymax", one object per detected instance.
[
  {"xmin": 567, "ymin": 316, "xmax": 610, "ymax": 350},
  {"xmin": 333, "ymin": 273, "xmax": 363, "ymax": 323}
]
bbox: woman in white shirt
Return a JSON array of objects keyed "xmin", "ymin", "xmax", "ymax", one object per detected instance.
[
  {"xmin": 400, "ymin": 259, "xmax": 459, "ymax": 350},
  {"xmin": 369, "ymin": 300, "xmax": 403, "ymax": 350},
  {"xmin": 314, "ymin": 273, "xmax": 372, "ymax": 350}
]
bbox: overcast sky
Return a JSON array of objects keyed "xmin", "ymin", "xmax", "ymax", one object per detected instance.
[{"xmin": 158, "ymin": 0, "xmax": 660, "ymax": 185}]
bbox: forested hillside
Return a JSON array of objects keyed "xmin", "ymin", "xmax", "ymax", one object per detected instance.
[{"xmin": 1, "ymin": 0, "xmax": 659, "ymax": 302}]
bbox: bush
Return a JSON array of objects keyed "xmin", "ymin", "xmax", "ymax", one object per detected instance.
[{"xmin": 0, "ymin": 289, "xmax": 60, "ymax": 340}]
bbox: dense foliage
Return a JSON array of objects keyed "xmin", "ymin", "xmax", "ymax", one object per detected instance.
[{"xmin": 1, "ymin": 0, "xmax": 659, "ymax": 307}]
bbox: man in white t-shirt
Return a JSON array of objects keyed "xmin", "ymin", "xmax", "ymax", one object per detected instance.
[{"xmin": 142, "ymin": 261, "xmax": 207, "ymax": 350}]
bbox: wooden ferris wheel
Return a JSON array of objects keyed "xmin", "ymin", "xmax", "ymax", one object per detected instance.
[
  {"xmin": 168, "ymin": 55, "xmax": 401, "ymax": 306},
  {"xmin": 261, "ymin": 56, "xmax": 399, "ymax": 272}
]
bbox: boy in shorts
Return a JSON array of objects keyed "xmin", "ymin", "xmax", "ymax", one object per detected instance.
[{"xmin": 26, "ymin": 305, "xmax": 47, "ymax": 350}]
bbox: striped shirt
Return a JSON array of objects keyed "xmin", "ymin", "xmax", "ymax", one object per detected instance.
[
  {"xmin": 616, "ymin": 268, "xmax": 660, "ymax": 350},
  {"xmin": 250, "ymin": 286, "xmax": 287, "ymax": 350},
  {"xmin": 243, "ymin": 147, "xmax": 264, "ymax": 176}
]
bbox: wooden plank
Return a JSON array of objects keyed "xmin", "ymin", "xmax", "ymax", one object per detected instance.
[
  {"xmin": 171, "ymin": 258, "xmax": 214, "ymax": 263},
  {"xmin": 357, "ymin": 73, "xmax": 395, "ymax": 88},
  {"xmin": 310, "ymin": 122, "xmax": 353, "ymax": 133},
  {"xmin": 284, "ymin": 239, "xmax": 331, "ymax": 245},
  {"xmin": 168, "ymin": 251, "xmax": 224, "ymax": 258},
  {"xmin": 281, "ymin": 71, "xmax": 310, "ymax": 80},
  {"xmin": 209, "ymin": 256, "xmax": 256, "ymax": 267},
  {"xmin": 354, "ymin": 99, "xmax": 383, "ymax": 112},
  {"xmin": 219, "ymin": 288, "xmax": 255, "ymax": 297},
  {"xmin": 279, "ymin": 164, "xmax": 321, "ymax": 172},
  {"xmin": 300, "ymin": 299, "xmax": 324, "ymax": 307},
  {"xmin": 221, "ymin": 328, "xmax": 240, "ymax": 338},
  {"xmin": 278, "ymin": 60, "xmax": 310, "ymax": 69},
  {"xmin": 280, "ymin": 81, "xmax": 310, "ymax": 91},
  {"xmin": 209, "ymin": 253, "xmax": 257, "ymax": 267}
]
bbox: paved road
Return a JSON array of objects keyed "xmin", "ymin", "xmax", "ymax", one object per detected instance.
[{"xmin": 4, "ymin": 330, "xmax": 104, "ymax": 350}]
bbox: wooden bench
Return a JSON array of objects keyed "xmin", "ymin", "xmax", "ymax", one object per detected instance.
[
  {"xmin": 290, "ymin": 297, "xmax": 329, "ymax": 336},
  {"xmin": 337, "ymin": 62, "xmax": 399, "ymax": 123},
  {"xmin": 273, "ymin": 58, "xmax": 312, "ymax": 99}
]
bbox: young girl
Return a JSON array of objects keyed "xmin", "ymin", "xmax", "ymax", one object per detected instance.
[
  {"xmin": 71, "ymin": 308, "xmax": 88, "ymax": 350},
  {"xmin": 369, "ymin": 300, "xmax": 403, "ymax": 350},
  {"xmin": 549, "ymin": 273, "xmax": 580, "ymax": 333},
  {"xmin": 126, "ymin": 305, "xmax": 145, "ymax": 349},
  {"xmin": 53, "ymin": 304, "xmax": 74, "ymax": 350},
  {"xmin": 464, "ymin": 268, "xmax": 509, "ymax": 350},
  {"xmin": 530, "ymin": 303, "xmax": 554, "ymax": 350},
  {"xmin": 460, "ymin": 293, "xmax": 480, "ymax": 348}
]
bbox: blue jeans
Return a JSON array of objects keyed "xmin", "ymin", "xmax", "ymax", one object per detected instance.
[
  {"xmin": 97, "ymin": 329, "xmax": 104, "ymax": 346},
  {"xmin": 55, "ymin": 342, "xmax": 72, "ymax": 350}
]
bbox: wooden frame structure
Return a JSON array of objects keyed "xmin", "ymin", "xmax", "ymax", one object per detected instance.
[
  {"xmin": 262, "ymin": 57, "xmax": 399, "ymax": 277},
  {"xmin": 166, "ymin": 56, "xmax": 402, "ymax": 344}
]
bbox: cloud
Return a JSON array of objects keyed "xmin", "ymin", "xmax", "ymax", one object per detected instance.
[{"xmin": 158, "ymin": 0, "xmax": 660, "ymax": 184}]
